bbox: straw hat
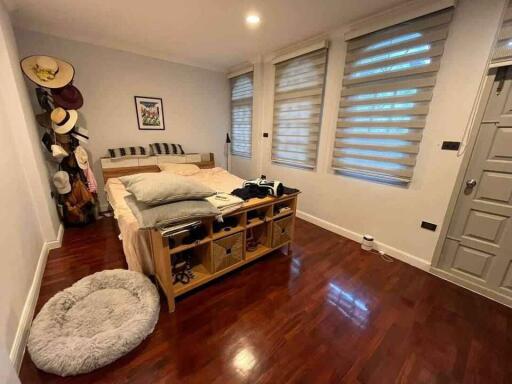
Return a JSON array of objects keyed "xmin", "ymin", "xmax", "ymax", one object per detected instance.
[
  {"xmin": 20, "ymin": 55, "xmax": 74, "ymax": 89},
  {"xmin": 51, "ymin": 144, "xmax": 68, "ymax": 162},
  {"xmin": 51, "ymin": 107, "xmax": 78, "ymax": 134},
  {"xmin": 53, "ymin": 171, "xmax": 71, "ymax": 194},
  {"xmin": 74, "ymin": 145, "xmax": 89, "ymax": 169},
  {"xmin": 51, "ymin": 84, "xmax": 83, "ymax": 109}
]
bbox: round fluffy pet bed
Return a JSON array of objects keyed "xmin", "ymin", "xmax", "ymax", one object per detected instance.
[{"xmin": 27, "ymin": 269, "xmax": 160, "ymax": 376}]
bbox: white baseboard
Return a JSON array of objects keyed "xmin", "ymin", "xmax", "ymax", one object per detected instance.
[
  {"xmin": 296, "ymin": 210, "xmax": 430, "ymax": 272},
  {"xmin": 47, "ymin": 223, "xmax": 64, "ymax": 250},
  {"xmin": 9, "ymin": 224, "xmax": 64, "ymax": 372}
]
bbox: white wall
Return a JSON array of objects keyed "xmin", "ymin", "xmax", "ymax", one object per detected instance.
[
  {"xmin": 15, "ymin": 29, "xmax": 231, "ymax": 209},
  {"xmin": 234, "ymin": 0, "xmax": 506, "ymax": 268},
  {"xmin": 0, "ymin": 0, "xmax": 59, "ymax": 367}
]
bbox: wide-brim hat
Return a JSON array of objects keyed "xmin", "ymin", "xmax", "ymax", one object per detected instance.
[
  {"xmin": 51, "ymin": 84, "xmax": 83, "ymax": 110},
  {"xmin": 20, "ymin": 55, "xmax": 74, "ymax": 89},
  {"xmin": 51, "ymin": 107, "xmax": 78, "ymax": 134},
  {"xmin": 74, "ymin": 145, "xmax": 89, "ymax": 169}
]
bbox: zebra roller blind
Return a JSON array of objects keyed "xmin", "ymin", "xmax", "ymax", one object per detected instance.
[
  {"xmin": 272, "ymin": 48, "xmax": 328, "ymax": 168},
  {"xmin": 230, "ymin": 72, "xmax": 253, "ymax": 157},
  {"xmin": 491, "ymin": 1, "xmax": 512, "ymax": 66},
  {"xmin": 333, "ymin": 9, "xmax": 453, "ymax": 183}
]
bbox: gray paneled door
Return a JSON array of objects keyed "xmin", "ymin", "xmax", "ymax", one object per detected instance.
[{"xmin": 438, "ymin": 66, "xmax": 512, "ymax": 299}]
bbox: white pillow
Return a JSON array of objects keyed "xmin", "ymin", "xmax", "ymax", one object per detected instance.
[{"xmin": 158, "ymin": 163, "xmax": 200, "ymax": 176}]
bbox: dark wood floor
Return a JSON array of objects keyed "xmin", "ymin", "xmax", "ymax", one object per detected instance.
[{"xmin": 19, "ymin": 217, "xmax": 512, "ymax": 383}]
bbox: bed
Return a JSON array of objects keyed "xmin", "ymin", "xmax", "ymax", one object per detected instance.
[
  {"xmin": 104, "ymin": 158, "xmax": 244, "ymax": 275},
  {"xmin": 102, "ymin": 152, "xmax": 299, "ymax": 312}
]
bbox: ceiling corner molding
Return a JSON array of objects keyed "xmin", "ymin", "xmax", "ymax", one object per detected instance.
[
  {"xmin": 344, "ymin": 0, "xmax": 456, "ymax": 41},
  {"xmin": 271, "ymin": 39, "xmax": 329, "ymax": 65},
  {"xmin": 227, "ymin": 64, "xmax": 254, "ymax": 78},
  {"xmin": 12, "ymin": 25, "xmax": 226, "ymax": 72}
]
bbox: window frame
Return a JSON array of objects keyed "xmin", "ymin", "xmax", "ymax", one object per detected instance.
[
  {"xmin": 271, "ymin": 47, "xmax": 329, "ymax": 169},
  {"xmin": 229, "ymin": 71, "xmax": 254, "ymax": 158}
]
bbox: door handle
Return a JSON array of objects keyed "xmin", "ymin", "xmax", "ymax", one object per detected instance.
[{"xmin": 466, "ymin": 179, "xmax": 477, "ymax": 188}]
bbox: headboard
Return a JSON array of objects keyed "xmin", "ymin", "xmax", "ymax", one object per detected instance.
[{"xmin": 101, "ymin": 153, "xmax": 215, "ymax": 183}]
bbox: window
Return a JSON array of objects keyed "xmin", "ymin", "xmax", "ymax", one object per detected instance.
[
  {"xmin": 491, "ymin": 1, "xmax": 512, "ymax": 66},
  {"xmin": 333, "ymin": 9, "xmax": 453, "ymax": 183},
  {"xmin": 230, "ymin": 72, "xmax": 253, "ymax": 157},
  {"xmin": 272, "ymin": 48, "xmax": 328, "ymax": 168}
]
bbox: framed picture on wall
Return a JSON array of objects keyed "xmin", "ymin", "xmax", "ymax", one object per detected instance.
[{"xmin": 134, "ymin": 96, "xmax": 165, "ymax": 130}]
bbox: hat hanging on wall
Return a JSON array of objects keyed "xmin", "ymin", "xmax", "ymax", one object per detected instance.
[
  {"xmin": 53, "ymin": 171, "xmax": 71, "ymax": 194},
  {"xmin": 71, "ymin": 126, "xmax": 89, "ymax": 144},
  {"xmin": 41, "ymin": 132, "xmax": 53, "ymax": 153},
  {"xmin": 51, "ymin": 84, "xmax": 83, "ymax": 109},
  {"xmin": 21, "ymin": 55, "xmax": 74, "ymax": 89},
  {"xmin": 74, "ymin": 145, "xmax": 89, "ymax": 169},
  {"xmin": 51, "ymin": 107, "xmax": 78, "ymax": 134},
  {"xmin": 36, "ymin": 112, "xmax": 52, "ymax": 130},
  {"xmin": 51, "ymin": 144, "xmax": 68, "ymax": 162},
  {"xmin": 35, "ymin": 88, "xmax": 54, "ymax": 112},
  {"xmin": 56, "ymin": 132, "xmax": 71, "ymax": 144}
]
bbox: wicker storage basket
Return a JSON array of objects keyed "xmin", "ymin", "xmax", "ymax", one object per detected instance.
[
  {"xmin": 272, "ymin": 216, "xmax": 293, "ymax": 248},
  {"xmin": 212, "ymin": 232, "xmax": 243, "ymax": 272}
]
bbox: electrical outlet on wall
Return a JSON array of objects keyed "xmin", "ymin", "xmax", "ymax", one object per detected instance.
[
  {"xmin": 421, "ymin": 221, "xmax": 437, "ymax": 231},
  {"xmin": 441, "ymin": 141, "xmax": 461, "ymax": 150}
]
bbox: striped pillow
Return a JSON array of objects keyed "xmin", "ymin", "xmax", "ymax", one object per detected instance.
[
  {"xmin": 150, "ymin": 143, "xmax": 185, "ymax": 156},
  {"xmin": 108, "ymin": 146, "xmax": 147, "ymax": 158}
]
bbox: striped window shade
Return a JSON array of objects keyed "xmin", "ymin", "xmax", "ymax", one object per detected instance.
[
  {"xmin": 230, "ymin": 72, "xmax": 253, "ymax": 157},
  {"xmin": 333, "ymin": 9, "xmax": 453, "ymax": 183},
  {"xmin": 272, "ymin": 48, "xmax": 328, "ymax": 168},
  {"xmin": 491, "ymin": 1, "xmax": 512, "ymax": 67}
]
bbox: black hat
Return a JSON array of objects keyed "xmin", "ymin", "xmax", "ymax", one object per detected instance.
[{"xmin": 35, "ymin": 87, "xmax": 54, "ymax": 112}]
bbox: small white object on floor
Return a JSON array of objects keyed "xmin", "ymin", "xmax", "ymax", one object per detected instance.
[{"xmin": 361, "ymin": 234, "xmax": 374, "ymax": 251}]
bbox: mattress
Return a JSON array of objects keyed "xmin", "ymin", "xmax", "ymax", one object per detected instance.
[{"xmin": 105, "ymin": 167, "xmax": 245, "ymax": 275}]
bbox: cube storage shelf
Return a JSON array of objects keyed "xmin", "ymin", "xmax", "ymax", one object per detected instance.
[{"xmin": 149, "ymin": 193, "xmax": 298, "ymax": 312}]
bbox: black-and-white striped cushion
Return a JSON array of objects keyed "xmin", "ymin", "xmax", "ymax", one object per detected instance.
[
  {"xmin": 108, "ymin": 146, "xmax": 147, "ymax": 158},
  {"xmin": 150, "ymin": 143, "xmax": 185, "ymax": 155}
]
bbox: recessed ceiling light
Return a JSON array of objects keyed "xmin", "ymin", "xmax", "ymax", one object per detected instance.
[{"xmin": 246, "ymin": 14, "xmax": 261, "ymax": 26}]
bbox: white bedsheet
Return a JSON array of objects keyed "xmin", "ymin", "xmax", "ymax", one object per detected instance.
[{"xmin": 105, "ymin": 167, "xmax": 245, "ymax": 275}]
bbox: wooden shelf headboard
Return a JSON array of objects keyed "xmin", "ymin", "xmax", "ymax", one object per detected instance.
[{"xmin": 101, "ymin": 153, "xmax": 215, "ymax": 183}]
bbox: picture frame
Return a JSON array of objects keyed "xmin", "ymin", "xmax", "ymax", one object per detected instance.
[{"xmin": 134, "ymin": 96, "xmax": 165, "ymax": 130}]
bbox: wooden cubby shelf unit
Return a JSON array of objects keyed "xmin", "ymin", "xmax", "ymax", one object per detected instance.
[{"xmin": 149, "ymin": 192, "xmax": 299, "ymax": 312}]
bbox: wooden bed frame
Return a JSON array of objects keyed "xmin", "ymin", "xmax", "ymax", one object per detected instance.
[
  {"xmin": 101, "ymin": 153, "xmax": 215, "ymax": 183},
  {"xmin": 101, "ymin": 152, "xmax": 299, "ymax": 313}
]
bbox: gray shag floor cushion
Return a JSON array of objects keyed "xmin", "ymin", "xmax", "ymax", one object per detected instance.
[{"xmin": 27, "ymin": 269, "xmax": 160, "ymax": 377}]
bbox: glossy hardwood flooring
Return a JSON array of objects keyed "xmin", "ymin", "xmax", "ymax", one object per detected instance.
[{"xmin": 20, "ymin": 217, "xmax": 512, "ymax": 383}]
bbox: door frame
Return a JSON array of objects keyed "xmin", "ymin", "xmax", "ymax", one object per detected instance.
[{"xmin": 430, "ymin": 67, "xmax": 512, "ymax": 308}]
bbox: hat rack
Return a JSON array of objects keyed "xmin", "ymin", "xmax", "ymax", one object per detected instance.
[{"xmin": 20, "ymin": 55, "xmax": 97, "ymax": 227}]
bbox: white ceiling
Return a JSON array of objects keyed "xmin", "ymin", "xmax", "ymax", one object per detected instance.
[{"xmin": 7, "ymin": 0, "xmax": 406, "ymax": 72}]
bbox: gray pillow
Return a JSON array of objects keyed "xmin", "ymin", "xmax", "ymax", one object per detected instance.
[
  {"xmin": 119, "ymin": 172, "xmax": 215, "ymax": 205},
  {"xmin": 125, "ymin": 195, "xmax": 220, "ymax": 229}
]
